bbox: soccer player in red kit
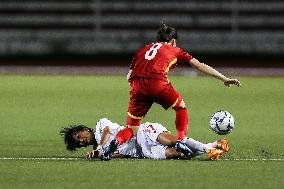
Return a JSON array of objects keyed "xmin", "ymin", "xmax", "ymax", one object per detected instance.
[{"xmin": 101, "ymin": 23, "xmax": 241, "ymax": 160}]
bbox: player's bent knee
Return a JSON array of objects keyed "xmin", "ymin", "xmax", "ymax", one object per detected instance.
[{"xmin": 157, "ymin": 131, "xmax": 177, "ymax": 146}]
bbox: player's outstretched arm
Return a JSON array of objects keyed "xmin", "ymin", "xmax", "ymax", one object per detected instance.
[
  {"xmin": 189, "ymin": 58, "xmax": 241, "ymax": 87},
  {"xmin": 85, "ymin": 126, "xmax": 111, "ymax": 159}
]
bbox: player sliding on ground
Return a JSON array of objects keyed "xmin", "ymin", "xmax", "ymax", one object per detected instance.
[
  {"xmin": 102, "ymin": 23, "xmax": 241, "ymax": 160},
  {"xmin": 60, "ymin": 118, "xmax": 230, "ymax": 160}
]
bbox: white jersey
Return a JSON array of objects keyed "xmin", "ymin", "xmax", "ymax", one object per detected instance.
[
  {"xmin": 95, "ymin": 118, "xmax": 139, "ymax": 158},
  {"xmin": 136, "ymin": 122, "xmax": 169, "ymax": 159}
]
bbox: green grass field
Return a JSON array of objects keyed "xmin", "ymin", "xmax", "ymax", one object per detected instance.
[{"xmin": 0, "ymin": 74, "xmax": 283, "ymax": 189}]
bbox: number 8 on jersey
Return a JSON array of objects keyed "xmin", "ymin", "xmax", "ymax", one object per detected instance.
[{"xmin": 144, "ymin": 43, "xmax": 162, "ymax": 60}]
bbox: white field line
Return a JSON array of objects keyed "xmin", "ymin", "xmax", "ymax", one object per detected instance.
[
  {"xmin": 222, "ymin": 158, "xmax": 283, "ymax": 161},
  {"xmin": 0, "ymin": 157, "xmax": 283, "ymax": 161},
  {"xmin": 0, "ymin": 157, "xmax": 83, "ymax": 161}
]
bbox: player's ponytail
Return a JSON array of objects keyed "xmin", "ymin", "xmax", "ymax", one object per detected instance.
[{"xmin": 157, "ymin": 22, "xmax": 178, "ymax": 42}]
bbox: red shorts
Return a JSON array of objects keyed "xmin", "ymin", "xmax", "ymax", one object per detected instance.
[{"xmin": 127, "ymin": 78, "xmax": 183, "ymax": 126}]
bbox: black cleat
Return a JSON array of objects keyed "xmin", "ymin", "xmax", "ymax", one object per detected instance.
[
  {"xmin": 100, "ymin": 152, "xmax": 112, "ymax": 161},
  {"xmin": 175, "ymin": 140, "xmax": 193, "ymax": 157},
  {"xmin": 100, "ymin": 139, "xmax": 119, "ymax": 161}
]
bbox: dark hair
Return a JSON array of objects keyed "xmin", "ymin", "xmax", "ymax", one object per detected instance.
[
  {"xmin": 60, "ymin": 125, "xmax": 93, "ymax": 151},
  {"xmin": 157, "ymin": 23, "xmax": 178, "ymax": 42}
]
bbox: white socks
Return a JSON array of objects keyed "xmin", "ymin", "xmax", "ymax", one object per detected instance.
[
  {"xmin": 184, "ymin": 138, "xmax": 220, "ymax": 158},
  {"xmin": 206, "ymin": 141, "xmax": 217, "ymax": 149},
  {"xmin": 185, "ymin": 137, "xmax": 212, "ymax": 153}
]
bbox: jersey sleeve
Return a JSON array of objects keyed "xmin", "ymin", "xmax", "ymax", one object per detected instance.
[
  {"xmin": 95, "ymin": 118, "xmax": 120, "ymax": 136},
  {"xmin": 177, "ymin": 48, "xmax": 193, "ymax": 64}
]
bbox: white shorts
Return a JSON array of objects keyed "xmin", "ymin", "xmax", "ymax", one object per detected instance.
[{"xmin": 136, "ymin": 122, "xmax": 168, "ymax": 159}]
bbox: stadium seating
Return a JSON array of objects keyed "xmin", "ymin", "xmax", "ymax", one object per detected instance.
[{"xmin": 0, "ymin": 0, "xmax": 283, "ymax": 56}]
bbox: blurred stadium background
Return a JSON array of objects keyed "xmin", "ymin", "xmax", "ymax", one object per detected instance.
[{"xmin": 0, "ymin": 0, "xmax": 283, "ymax": 75}]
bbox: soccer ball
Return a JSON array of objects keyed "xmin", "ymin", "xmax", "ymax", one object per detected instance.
[{"xmin": 210, "ymin": 110, "xmax": 235, "ymax": 135}]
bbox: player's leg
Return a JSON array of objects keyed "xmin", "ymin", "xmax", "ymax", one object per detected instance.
[
  {"xmin": 165, "ymin": 144, "xmax": 221, "ymax": 160},
  {"xmin": 163, "ymin": 93, "xmax": 191, "ymax": 155},
  {"xmin": 160, "ymin": 135, "xmax": 228, "ymax": 160},
  {"xmin": 154, "ymin": 81, "xmax": 189, "ymax": 141},
  {"xmin": 157, "ymin": 134, "xmax": 209, "ymax": 159},
  {"xmin": 118, "ymin": 77, "xmax": 153, "ymax": 144},
  {"xmin": 101, "ymin": 79, "xmax": 152, "ymax": 161},
  {"xmin": 116, "ymin": 99, "xmax": 152, "ymax": 145},
  {"xmin": 172, "ymin": 99, "xmax": 189, "ymax": 141},
  {"xmin": 156, "ymin": 131, "xmax": 176, "ymax": 146},
  {"xmin": 185, "ymin": 137, "xmax": 212, "ymax": 153},
  {"xmin": 156, "ymin": 130, "xmax": 193, "ymax": 157},
  {"xmin": 185, "ymin": 138, "xmax": 229, "ymax": 160},
  {"xmin": 153, "ymin": 130, "xmax": 223, "ymax": 160},
  {"xmin": 136, "ymin": 122, "xmax": 184, "ymax": 159},
  {"xmin": 160, "ymin": 83, "xmax": 229, "ymax": 159}
]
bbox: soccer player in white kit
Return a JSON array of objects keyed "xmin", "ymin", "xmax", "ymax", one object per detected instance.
[{"xmin": 61, "ymin": 118, "xmax": 229, "ymax": 160}]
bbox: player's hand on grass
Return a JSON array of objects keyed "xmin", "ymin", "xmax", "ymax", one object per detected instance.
[
  {"xmin": 85, "ymin": 145, "xmax": 102, "ymax": 159},
  {"xmin": 224, "ymin": 78, "xmax": 241, "ymax": 87},
  {"xmin": 85, "ymin": 150, "xmax": 99, "ymax": 159}
]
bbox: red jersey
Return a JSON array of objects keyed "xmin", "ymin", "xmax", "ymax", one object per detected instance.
[{"xmin": 129, "ymin": 42, "xmax": 193, "ymax": 81}]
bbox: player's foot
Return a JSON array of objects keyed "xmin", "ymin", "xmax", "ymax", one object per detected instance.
[
  {"xmin": 208, "ymin": 148, "xmax": 224, "ymax": 160},
  {"xmin": 175, "ymin": 140, "xmax": 193, "ymax": 157},
  {"xmin": 100, "ymin": 151, "xmax": 112, "ymax": 161},
  {"xmin": 216, "ymin": 138, "xmax": 230, "ymax": 152},
  {"xmin": 100, "ymin": 139, "xmax": 119, "ymax": 161}
]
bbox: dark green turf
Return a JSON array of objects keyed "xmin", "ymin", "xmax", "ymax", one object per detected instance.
[{"xmin": 0, "ymin": 75, "xmax": 283, "ymax": 189}]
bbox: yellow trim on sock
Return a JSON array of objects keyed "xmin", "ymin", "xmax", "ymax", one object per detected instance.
[{"xmin": 127, "ymin": 112, "xmax": 144, "ymax": 119}]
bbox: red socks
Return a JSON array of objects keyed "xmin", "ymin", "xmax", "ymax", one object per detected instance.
[
  {"xmin": 115, "ymin": 127, "xmax": 134, "ymax": 145},
  {"xmin": 175, "ymin": 107, "xmax": 189, "ymax": 140}
]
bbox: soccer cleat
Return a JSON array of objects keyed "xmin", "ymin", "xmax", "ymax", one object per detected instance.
[
  {"xmin": 100, "ymin": 139, "xmax": 119, "ymax": 161},
  {"xmin": 216, "ymin": 138, "xmax": 230, "ymax": 152},
  {"xmin": 208, "ymin": 148, "xmax": 224, "ymax": 160},
  {"xmin": 100, "ymin": 152, "xmax": 112, "ymax": 161},
  {"xmin": 175, "ymin": 140, "xmax": 193, "ymax": 157}
]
